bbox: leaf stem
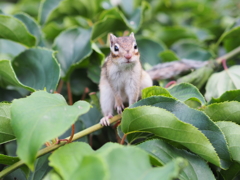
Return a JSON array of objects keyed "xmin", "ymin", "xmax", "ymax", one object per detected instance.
[
  {"xmin": 222, "ymin": 59, "xmax": 228, "ymax": 70},
  {"xmin": 0, "ymin": 115, "xmax": 122, "ymax": 178}
]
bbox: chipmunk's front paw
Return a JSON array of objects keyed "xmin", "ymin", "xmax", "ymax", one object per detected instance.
[
  {"xmin": 100, "ymin": 115, "xmax": 113, "ymax": 126},
  {"xmin": 115, "ymin": 104, "xmax": 124, "ymax": 114}
]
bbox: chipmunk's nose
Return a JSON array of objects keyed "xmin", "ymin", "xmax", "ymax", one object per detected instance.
[{"xmin": 124, "ymin": 54, "xmax": 132, "ymax": 59}]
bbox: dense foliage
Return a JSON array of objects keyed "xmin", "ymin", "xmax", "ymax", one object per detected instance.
[{"xmin": 0, "ymin": 0, "xmax": 240, "ymax": 179}]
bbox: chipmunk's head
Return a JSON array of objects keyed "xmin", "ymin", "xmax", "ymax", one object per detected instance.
[{"xmin": 109, "ymin": 32, "xmax": 139, "ymax": 65}]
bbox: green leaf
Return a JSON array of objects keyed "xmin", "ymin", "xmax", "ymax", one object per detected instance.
[
  {"xmin": 11, "ymin": 91, "xmax": 91, "ymax": 170},
  {"xmin": 4, "ymin": 168, "xmax": 27, "ymax": 180},
  {"xmin": 158, "ymin": 27, "xmax": 197, "ymax": 47},
  {"xmin": 130, "ymin": 96, "xmax": 231, "ymax": 169},
  {"xmin": 171, "ymin": 39, "xmax": 213, "ymax": 61},
  {"xmin": 0, "ymin": 60, "xmax": 34, "ymax": 92},
  {"xmin": 53, "ymin": 27, "xmax": 92, "ymax": 80},
  {"xmin": 12, "ymin": 48, "xmax": 60, "ymax": 92},
  {"xmin": 138, "ymin": 139, "xmax": 215, "ymax": 180},
  {"xmin": 209, "ymin": 89, "xmax": 240, "ymax": 104},
  {"xmin": 168, "ymin": 83, "xmax": 206, "ymax": 105},
  {"xmin": 87, "ymin": 43, "xmax": 105, "ymax": 84},
  {"xmin": 0, "ymin": 154, "xmax": 19, "ymax": 165},
  {"xmin": 141, "ymin": 158, "xmax": 187, "ymax": 180},
  {"xmin": 92, "ymin": 15, "xmax": 127, "ymax": 41},
  {"xmin": 38, "ymin": 0, "xmax": 63, "ymax": 25},
  {"xmin": 0, "ymin": 103, "xmax": 15, "ymax": 144},
  {"xmin": 137, "ymin": 37, "xmax": 166, "ymax": 68},
  {"xmin": 68, "ymin": 155, "xmax": 108, "ymax": 180},
  {"xmin": 49, "ymin": 142, "xmax": 94, "ymax": 179},
  {"xmin": 205, "ymin": 65, "xmax": 240, "ymax": 101},
  {"xmin": 141, "ymin": 86, "xmax": 172, "ymax": 99},
  {"xmin": 159, "ymin": 50, "xmax": 179, "ymax": 62},
  {"xmin": 177, "ymin": 64, "xmax": 214, "ymax": 89},
  {"xmin": 99, "ymin": 143, "xmax": 184, "ymax": 180},
  {"xmin": 121, "ymin": 106, "xmax": 221, "ymax": 167},
  {"xmin": 14, "ymin": 12, "xmax": 44, "ymax": 47},
  {"xmin": 49, "ymin": 142, "xmax": 185, "ymax": 180},
  {"xmin": 28, "ymin": 154, "xmax": 51, "ymax": 180},
  {"xmin": 43, "ymin": 170, "xmax": 62, "ymax": 180},
  {"xmin": 218, "ymin": 26, "xmax": 240, "ymax": 52},
  {"xmin": 0, "ymin": 39, "xmax": 26, "ymax": 60},
  {"xmin": 220, "ymin": 162, "xmax": 240, "ymax": 180},
  {"xmin": 0, "ymin": 15, "xmax": 36, "ymax": 47},
  {"xmin": 216, "ymin": 121, "xmax": 240, "ymax": 163},
  {"xmin": 203, "ymin": 101, "xmax": 240, "ymax": 124}
]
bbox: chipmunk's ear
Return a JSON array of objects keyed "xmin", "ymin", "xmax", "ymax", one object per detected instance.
[
  {"xmin": 109, "ymin": 33, "xmax": 117, "ymax": 47},
  {"xmin": 129, "ymin": 32, "xmax": 135, "ymax": 39}
]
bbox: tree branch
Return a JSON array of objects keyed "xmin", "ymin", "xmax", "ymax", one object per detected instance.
[{"xmin": 147, "ymin": 46, "xmax": 240, "ymax": 80}]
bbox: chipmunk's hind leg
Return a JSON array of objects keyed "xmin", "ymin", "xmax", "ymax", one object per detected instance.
[{"xmin": 99, "ymin": 81, "xmax": 114, "ymax": 126}]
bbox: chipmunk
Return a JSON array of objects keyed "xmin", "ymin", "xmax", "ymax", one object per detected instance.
[{"xmin": 99, "ymin": 32, "xmax": 153, "ymax": 126}]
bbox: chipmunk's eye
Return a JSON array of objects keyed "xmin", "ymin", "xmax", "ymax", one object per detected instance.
[
  {"xmin": 114, "ymin": 45, "xmax": 119, "ymax": 51},
  {"xmin": 134, "ymin": 44, "xmax": 138, "ymax": 49}
]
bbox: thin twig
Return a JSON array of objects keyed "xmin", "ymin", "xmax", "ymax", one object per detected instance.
[
  {"xmin": 120, "ymin": 134, "xmax": 127, "ymax": 145},
  {"xmin": 81, "ymin": 87, "xmax": 89, "ymax": 100},
  {"xmin": 56, "ymin": 79, "xmax": 64, "ymax": 94},
  {"xmin": 0, "ymin": 115, "xmax": 122, "ymax": 178}
]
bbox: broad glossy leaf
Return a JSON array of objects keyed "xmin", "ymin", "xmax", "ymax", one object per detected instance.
[
  {"xmin": 11, "ymin": 91, "xmax": 91, "ymax": 169},
  {"xmin": 216, "ymin": 121, "xmax": 240, "ymax": 163},
  {"xmin": 0, "ymin": 15, "xmax": 36, "ymax": 47},
  {"xmin": 100, "ymin": 143, "xmax": 185, "ymax": 180},
  {"xmin": 43, "ymin": 170, "xmax": 62, "ymax": 180},
  {"xmin": 141, "ymin": 158, "xmax": 187, "ymax": 180},
  {"xmin": 220, "ymin": 162, "xmax": 240, "ymax": 180},
  {"xmin": 218, "ymin": 26, "xmax": 240, "ymax": 52},
  {"xmin": 204, "ymin": 102, "xmax": 240, "ymax": 124},
  {"xmin": 28, "ymin": 154, "xmax": 51, "ymax": 180},
  {"xmin": 38, "ymin": 0, "xmax": 63, "ymax": 25},
  {"xmin": 158, "ymin": 27, "xmax": 197, "ymax": 47},
  {"xmin": 87, "ymin": 43, "xmax": 105, "ymax": 84},
  {"xmin": 12, "ymin": 48, "xmax": 60, "ymax": 92},
  {"xmin": 142, "ymin": 86, "xmax": 172, "ymax": 99},
  {"xmin": 0, "ymin": 154, "xmax": 19, "ymax": 165},
  {"xmin": 4, "ymin": 168, "xmax": 27, "ymax": 180},
  {"xmin": 0, "ymin": 60, "xmax": 34, "ymax": 91},
  {"xmin": 92, "ymin": 16, "xmax": 127, "ymax": 41},
  {"xmin": 205, "ymin": 65, "xmax": 240, "ymax": 101},
  {"xmin": 69, "ymin": 155, "xmax": 108, "ymax": 180},
  {"xmin": 138, "ymin": 139, "xmax": 215, "ymax": 180},
  {"xmin": 168, "ymin": 83, "xmax": 206, "ymax": 105},
  {"xmin": 49, "ymin": 142, "xmax": 94, "ymax": 179},
  {"xmin": 159, "ymin": 50, "xmax": 179, "ymax": 62},
  {"xmin": 171, "ymin": 40, "xmax": 213, "ymax": 61},
  {"xmin": 0, "ymin": 39, "xmax": 25, "ymax": 60},
  {"xmin": 177, "ymin": 65, "xmax": 214, "ymax": 89},
  {"xmin": 0, "ymin": 103, "xmax": 15, "ymax": 144},
  {"xmin": 137, "ymin": 37, "xmax": 166, "ymax": 68},
  {"xmin": 121, "ymin": 106, "xmax": 220, "ymax": 167},
  {"xmin": 14, "ymin": 13, "xmax": 44, "ymax": 46},
  {"xmin": 49, "ymin": 142, "xmax": 185, "ymax": 180},
  {"xmin": 209, "ymin": 89, "xmax": 240, "ymax": 104},
  {"xmin": 42, "ymin": 21, "xmax": 64, "ymax": 41},
  {"xmin": 53, "ymin": 27, "xmax": 92, "ymax": 80},
  {"xmin": 42, "ymin": 0, "xmax": 109, "ymax": 25},
  {"xmin": 130, "ymin": 96, "xmax": 230, "ymax": 169}
]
